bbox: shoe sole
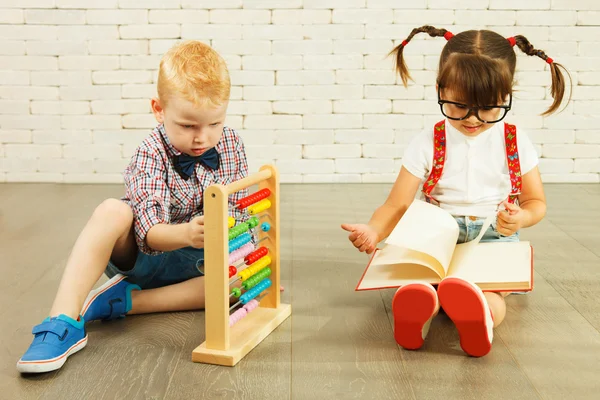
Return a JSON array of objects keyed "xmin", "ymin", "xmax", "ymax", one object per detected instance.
[
  {"xmin": 81, "ymin": 274, "xmax": 127, "ymax": 319},
  {"xmin": 16, "ymin": 335, "xmax": 88, "ymax": 374},
  {"xmin": 392, "ymin": 282, "xmax": 438, "ymax": 350},
  {"xmin": 438, "ymin": 278, "xmax": 493, "ymax": 357}
]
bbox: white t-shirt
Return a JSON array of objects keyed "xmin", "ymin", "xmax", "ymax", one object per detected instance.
[{"xmin": 401, "ymin": 119, "xmax": 539, "ymax": 217}]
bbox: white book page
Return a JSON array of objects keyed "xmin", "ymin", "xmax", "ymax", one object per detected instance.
[
  {"xmin": 357, "ymin": 248, "xmax": 443, "ymax": 290},
  {"xmin": 385, "ymin": 199, "xmax": 459, "ymax": 275},
  {"xmin": 448, "ymin": 241, "xmax": 532, "ymax": 287},
  {"xmin": 369, "ymin": 244, "xmax": 445, "ymax": 278}
]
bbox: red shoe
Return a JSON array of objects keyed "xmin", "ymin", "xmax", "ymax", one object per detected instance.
[
  {"xmin": 438, "ymin": 277, "xmax": 494, "ymax": 357},
  {"xmin": 392, "ymin": 282, "xmax": 438, "ymax": 350}
]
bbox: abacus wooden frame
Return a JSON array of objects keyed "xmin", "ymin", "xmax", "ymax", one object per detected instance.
[{"xmin": 192, "ymin": 164, "xmax": 291, "ymax": 366}]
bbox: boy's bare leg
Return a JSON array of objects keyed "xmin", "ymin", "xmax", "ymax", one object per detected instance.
[
  {"xmin": 128, "ymin": 276, "xmax": 206, "ymax": 314},
  {"xmin": 49, "ymin": 199, "xmax": 137, "ymax": 320},
  {"xmin": 128, "ymin": 276, "xmax": 243, "ymax": 315},
  {"xmin": 485, "ymin": 292, "xmax": 508, "ymax": 328}
]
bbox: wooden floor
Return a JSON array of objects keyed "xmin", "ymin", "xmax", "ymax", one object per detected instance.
[{"xmin": 1, "ymin": 183, "xmax": 600, "ymax": 399}]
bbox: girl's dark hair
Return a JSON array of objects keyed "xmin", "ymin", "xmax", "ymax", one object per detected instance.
[{"xmin": 389, "ymin": 26, "xmax": 571, "ymax": 115}]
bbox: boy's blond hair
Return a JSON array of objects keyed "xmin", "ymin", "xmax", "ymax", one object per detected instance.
[{"xmin": 157, "ymin": 40, "xmax": 230, "ymax": 108}]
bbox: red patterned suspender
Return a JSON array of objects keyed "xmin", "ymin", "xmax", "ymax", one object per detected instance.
[
  {"xmin": 422, "ymin": 120, "xmax": 446, "ymax": 203},
  {"xmin": 504, "ymin": 123, "xmax": 522, "ymax": 204},
  {"xmin": 423, "ymin": 121, "xmax": 522, "ymax": 205}
]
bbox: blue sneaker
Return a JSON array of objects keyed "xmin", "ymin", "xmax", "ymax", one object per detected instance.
[
  {"xmin": 17, "ymin": 314, "xmax": 87, "ymax": 373},
  {"xmin": 81, "ymin": 274, "xmax": 140, "ymax": 322}
]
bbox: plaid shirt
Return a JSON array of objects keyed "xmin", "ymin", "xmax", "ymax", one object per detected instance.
[{"xmin": 122, "ymin": 124, "xmax": 249, "ymax": 255}]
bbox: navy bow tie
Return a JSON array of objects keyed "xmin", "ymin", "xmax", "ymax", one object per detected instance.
[{"xmin": 173, "ymin": 147, "xmax": 220, "ymax": 180}]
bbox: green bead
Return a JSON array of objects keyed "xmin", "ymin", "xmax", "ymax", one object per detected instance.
[
  {"xmin": 244, "ymin": 276, "xmax": 258, "ymax": 290},
  {"xmin": 249, "ymin": 217, "xmax": 259, "ymax": 228},
  {"xmin": 231, "ymin": 287, "xmax": 241, "ymax": 297}
]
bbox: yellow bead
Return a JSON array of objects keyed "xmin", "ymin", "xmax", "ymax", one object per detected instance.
[
  {"xmin": 228, "ymin": 216, "xmax": 235, "ymax": 228},
  {"xmin": 239, "ymin": 255, "xmax": 272, "ymax": 282},
  {"xmin": 248, "ymin": 199, "xmax": 271, "ymax": 215}
]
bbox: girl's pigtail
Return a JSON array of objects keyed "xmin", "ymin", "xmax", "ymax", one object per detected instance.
[
  {"xmin": 514, "ymin": 35, "xmax": 572, "ymax": 115},
  {"xmin": 389, "ymin": 25, "xmax": 452, "ymax": 87}
]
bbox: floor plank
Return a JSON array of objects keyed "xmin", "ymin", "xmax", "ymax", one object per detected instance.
[
  {"xmin": 40, "ymin": 313, "xmax": 193, "ymax": 400},
  {"xmin": 290, "ymin": 189, "xmax": 416, "ymax": 399},
  {"xmin": 495, "ymin": 273, "xmax": 600, "ymax": 399}
]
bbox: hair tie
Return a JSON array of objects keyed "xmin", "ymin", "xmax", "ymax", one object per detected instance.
[
  {"xmin": 444, "ymin": 31, "xmax": 454, "ymax": 41},
  {"xmin": 401, "ymin": 40, "xmax": 409, "ymax": 47},
  {"xmin": 507, "ymin": 37, "xmax": 516, "ymax": 47},
  {"xmin": 546, "ymin": 57, "xmax": 553, "ymax": 64}
]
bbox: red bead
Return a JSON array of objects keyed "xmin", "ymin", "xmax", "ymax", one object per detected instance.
[
  {"xmin": 245, "ymin": 246, "xmax": 268, "ymax": 265},
  {"xmin": 229, "ymin": 266, "xmax": 237, "ymax": 278}
]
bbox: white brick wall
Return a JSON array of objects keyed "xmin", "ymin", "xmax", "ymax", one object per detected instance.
[{"xmin": 0, "ymin": 1, "xmax": 599, "ymax": 184}]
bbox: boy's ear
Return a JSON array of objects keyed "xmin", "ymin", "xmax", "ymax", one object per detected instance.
[{"xmin": 151, "ymin": 98, "xmax": 164, "ymax": 123}]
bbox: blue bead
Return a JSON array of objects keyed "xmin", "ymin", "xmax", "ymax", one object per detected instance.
[{"xmin": 260, "ymin": 222, "xmax": 271, "ymax": 232}]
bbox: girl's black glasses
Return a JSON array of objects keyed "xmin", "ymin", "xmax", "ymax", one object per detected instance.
[{"xmin": 437, "ymin": 87, "xmax": 512, "ymax": 124}]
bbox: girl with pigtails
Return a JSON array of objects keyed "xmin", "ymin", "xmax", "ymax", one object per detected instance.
[{"xmin": 342, "ymin": 26, "xmax": 571, "ymax": 357}]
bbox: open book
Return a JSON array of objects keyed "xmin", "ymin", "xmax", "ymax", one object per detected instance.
[{"xmin": 356, "ymin": 199, "xmax": 533, "ymax": 292}]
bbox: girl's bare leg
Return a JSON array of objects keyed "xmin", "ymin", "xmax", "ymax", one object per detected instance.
[{"xmin": 485, "ymin": 292, "xmax": 508, "ymax": 327}]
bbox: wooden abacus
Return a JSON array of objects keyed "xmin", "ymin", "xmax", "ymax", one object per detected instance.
[{"xmin": 192, "ymin": 165, "xmax": 291, "ymax": 366}]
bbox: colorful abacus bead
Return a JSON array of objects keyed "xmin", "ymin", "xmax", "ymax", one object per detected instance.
[
  {"xmin": 229, "ymin": 266, "xmax": 237, "ymax": 278},
  {"xmin": 235, "ymin": 189, "xmax": 271, "ymax": 209},
  {"xmin": 228, "ymin": 216, "xmax": 235, "ymax": 228},
  {"xmin": 239, "ymin": 255, "xmax": 271, "ymax": 281},
  {"xmin": 243, "ymin": 299, "xmax": 260, "ymax": 312},
  {"xmin": 248, "ymin": 199, "xmax": 271, "ymax": 215},
  {"xmin": 260, "ymin": 222, "xmax": 270, "ymax": 232},
  {"xmin": 229, "ymin": 308, "xmax": 247, "ymax": 327},
  {"xmin": 248, "ymin": 216, "xmax": 260, "ymax": 229},
  {"xmin": 231, "ymin": 287, "xmax": 241, "ymax": 297},
  {"xmin": 240, "ymin": 278, "xmax": 272, "ymax": 304},
  {"xmin": 245, "ymin": 247, "xmax": 268, "ymax": 265},
  {"xmin": 242, "ymin": 267, "xmax": 272, "ymax": 290},
  {"xmin": 228, "ymin": 222, "xmax": 249, "ymax": 240},
  {"xmin": 229, "ymin": 243, "xmax": 255, "ymax": 264},
  {"xmin": 229, "ymin": 233, "xmax": 252, "ymax": 251}
]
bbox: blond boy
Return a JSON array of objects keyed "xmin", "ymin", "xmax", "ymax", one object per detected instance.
[{"xmin": 17, "ymin": 41, "xmax": 249, "ymax": 373}]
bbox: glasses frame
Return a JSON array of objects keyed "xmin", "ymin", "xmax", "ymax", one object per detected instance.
[{"xmin": 437, "ymin": 87, "xmax": 512, "ymax": 124}]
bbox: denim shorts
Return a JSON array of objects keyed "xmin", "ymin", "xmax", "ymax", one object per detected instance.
[
  {"xmin": 105, "ymin": 247, "xmax": 205, "ymax": 290},
  {"xmin": 454, "ymin": 216, "xmax": 519, "ymax": 244}
]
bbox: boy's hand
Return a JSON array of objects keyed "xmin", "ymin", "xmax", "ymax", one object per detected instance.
[
  {"xmin": 187, "ymin": 216, "xmax": 205, "ymax": 248},
  {"xmin": 341, "ymin": 223, "xmax": 379, "ymax": 254},
  {"xmin": 496, "ymin": 201, "xmax": 526, "ymax": 236}
]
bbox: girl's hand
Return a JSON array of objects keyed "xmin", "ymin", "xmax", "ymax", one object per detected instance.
[
  {"xmin": 187, "ymin": 216, "xmax": 205, "ymax": 248},
  {"xmin": 341, "ymin": 223, "xmax": 379, "ymax": 254},
  {"xmin": 496, "ymin": 201, "xmax": 526, "ymax": 236}
]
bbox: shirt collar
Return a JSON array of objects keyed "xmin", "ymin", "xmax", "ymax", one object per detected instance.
[{"xmin": 157, "ymin": 124, "xmax": 183, "ymax": 157}]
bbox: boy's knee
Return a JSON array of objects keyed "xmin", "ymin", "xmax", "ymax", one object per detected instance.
[{"xmin": 94, "ymin": 199, "xmax": 133, "ymax": 227}]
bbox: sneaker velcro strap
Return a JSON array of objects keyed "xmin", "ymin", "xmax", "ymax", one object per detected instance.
[
  {"xmin": 32, "ymin": 321, "xmax": 68, "ymax": 339},
  {"xmin": 108, "ymin": 300, "xmax": 124, "ymax": 320}
]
